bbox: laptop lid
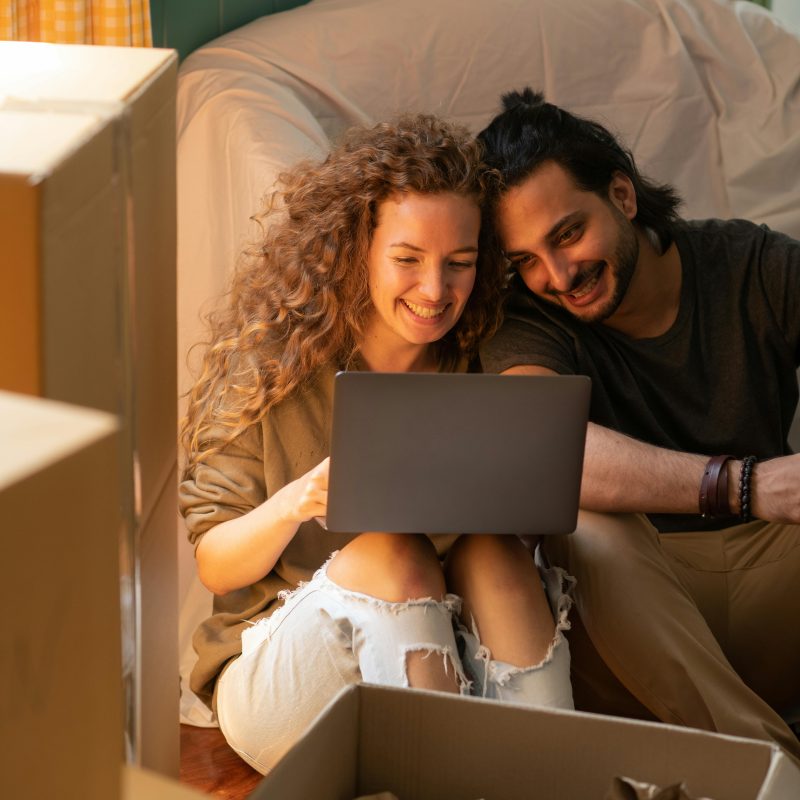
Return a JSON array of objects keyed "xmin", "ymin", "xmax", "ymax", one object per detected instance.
[{"xmin": 326, "ymin": 372, "xmax": 590, "ymax": 535}]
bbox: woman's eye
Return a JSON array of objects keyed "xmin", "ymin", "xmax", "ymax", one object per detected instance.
[
  {"xmin": 450, "ymin": 261, "xmax": 476, "ymax": 269},
  {"xmin": 394, "ymin": 256, "xmax": 418, "ymax": 265},
  {"xmin": 513, "ymin": 254, "xmax": 535, "ymax": 270}
]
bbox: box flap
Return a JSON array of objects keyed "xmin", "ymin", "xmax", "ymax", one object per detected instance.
[
  {"xmin": 0, "ymin": 41, "xmax": 175, "ymax": 108},
  {"xmin": 0, "ymin": 109, "xmax": 104, "ymax": 176},
  {"xmin": 757, "ymin": 749, "xmax": 800, "ymax": 799},
  {"xmin": 0, "ymin": 390, "xmax": 117, "ymax": 489},
  {"xmin": 122, "ymin": 764, "xmax": 207, "ymax": 799}
]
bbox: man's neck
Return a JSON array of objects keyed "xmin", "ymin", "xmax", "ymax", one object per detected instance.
[{"xmin": 603, "ymin": 228, "xmax": 682, "ymax": 340}]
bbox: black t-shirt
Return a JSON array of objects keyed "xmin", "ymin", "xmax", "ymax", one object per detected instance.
[{"xmin": 481, "ymin": 218, "xmax": 800, "ymax": 532}]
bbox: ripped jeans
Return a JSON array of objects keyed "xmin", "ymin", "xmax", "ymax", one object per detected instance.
[{"xmin": 216, "ymin": 555, "xmax": 574, "ymax": 774}]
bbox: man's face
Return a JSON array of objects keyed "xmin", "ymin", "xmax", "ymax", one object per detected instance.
[{"xmin": 496, "ymin": 161, "xmax": 639, "ymax": 325}]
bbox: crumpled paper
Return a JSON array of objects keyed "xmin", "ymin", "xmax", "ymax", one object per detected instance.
[{"xmin": 605, "ymin": 775, "xmax": 716, "ymax": 800}]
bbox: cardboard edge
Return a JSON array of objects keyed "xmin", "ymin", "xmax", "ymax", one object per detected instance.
[
  {"xmin": 757, "ymin": 748, "xmax": 800, "ymax": 799},
  {"xmin": 0, "ymin": 391, "xmax": 119, "ymax": 489},
  {"xmin": 249, "ymin": 683, "xmax": 361, "ymax": 799}
]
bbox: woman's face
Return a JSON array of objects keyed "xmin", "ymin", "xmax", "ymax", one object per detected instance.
[{"xmin": 362, "ymin": 191, "xmax": 480, "ymax": 369}]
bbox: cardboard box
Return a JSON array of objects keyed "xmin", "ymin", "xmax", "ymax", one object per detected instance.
[
  {"xmin": 0, "ymin": 391, "xmax": 120, "ymax": 800},
  {"xmin": 122, "ymin": 765, "xmax": 207, "ymax": 799},
  {"xmin": 252, "ymin": 684, "xmax": 800, "ymax": 800},
  {"xmin": 0, "ymin": 41, "xmax": 179, "ymax": 775}
]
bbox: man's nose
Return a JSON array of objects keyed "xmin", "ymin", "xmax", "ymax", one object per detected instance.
[{"xmin": 542, "ymin": 251, "xmax": 579, "ymax": 293}]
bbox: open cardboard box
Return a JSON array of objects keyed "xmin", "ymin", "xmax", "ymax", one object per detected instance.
[{"xmin": 252, "ymin": 684, "xmax": 800, "ymax": 800}]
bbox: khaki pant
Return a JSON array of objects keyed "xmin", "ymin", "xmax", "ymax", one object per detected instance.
[{"xmin": 543, "ymin": 511, "xmax": 800, "ymax": 763}]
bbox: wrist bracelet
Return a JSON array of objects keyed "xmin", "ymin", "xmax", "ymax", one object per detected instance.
[
  {"xmin": 699, "ymin": 455, "xmax": 734, "ymax": 518},
  {"xmin": 738, "ymin": 455, "xmax": 757, "ymax": 522}
]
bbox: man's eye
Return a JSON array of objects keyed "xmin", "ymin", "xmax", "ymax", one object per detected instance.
[
  {"xmin": 513, "ymin": 254, "xmax": 535, "ymax": 270},
  {"xmin": 558, "ymin": 225, "xmax": 580, "ymax": 244}
]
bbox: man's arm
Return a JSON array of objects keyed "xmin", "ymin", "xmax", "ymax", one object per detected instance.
[{"xmin": 504, "ymin": 365, "xmax": 800, "ymax": 521}]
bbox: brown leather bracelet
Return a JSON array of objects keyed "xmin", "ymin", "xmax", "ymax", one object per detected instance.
[
  {"xmin": 715, "ymin": 455, "xmax": 732, "ymax": 517},
  {"xmin": 699, "ymin": 455, "xmax": 734, "ymax": 518}
]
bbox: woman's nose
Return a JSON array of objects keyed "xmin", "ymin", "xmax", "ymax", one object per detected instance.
[{"xmin": 417, "ymin": 265, "xmax": 447, "ymax": 299}]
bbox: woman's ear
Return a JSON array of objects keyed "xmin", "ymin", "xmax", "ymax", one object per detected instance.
[{"xmin": 608, "ymin": 171, "xmax": 637, "ymax": 220}]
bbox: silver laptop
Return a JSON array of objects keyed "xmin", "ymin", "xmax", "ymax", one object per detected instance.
[{"xmin": 326, "ymin": 372, "xmax": 590, "ymax": 535}]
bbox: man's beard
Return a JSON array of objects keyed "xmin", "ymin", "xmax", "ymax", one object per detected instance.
[{"xmin": 557, "ymin": 211, "xmax": 639, "ymax": 324}]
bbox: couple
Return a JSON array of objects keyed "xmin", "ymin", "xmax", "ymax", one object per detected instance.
[{"xmin": 180, "ymin": 90, "xmax": 800, "ymax": 773}]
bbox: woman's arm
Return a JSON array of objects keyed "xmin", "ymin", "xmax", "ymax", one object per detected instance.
[{"xmin": 195, "ymin": 458, "xmax": 329, "ymax": 595}]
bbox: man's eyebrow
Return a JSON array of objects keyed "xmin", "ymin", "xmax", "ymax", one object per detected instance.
[{"xmin": 545, "ymin": 211, "xmax": 584, "ymax": 241}]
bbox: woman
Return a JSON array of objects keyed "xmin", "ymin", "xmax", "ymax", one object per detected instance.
[{"xmin": 180, "ymin": 114, "xmax": 574, "ymax": 774}]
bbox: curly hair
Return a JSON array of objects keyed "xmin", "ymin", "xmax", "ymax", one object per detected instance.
[{"xmin": 181, "ymin": 114, "xmax": 506, "ymax": 473}]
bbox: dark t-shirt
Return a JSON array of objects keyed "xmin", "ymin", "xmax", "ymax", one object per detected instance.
[{"xmin": 481, "ymin": 218, "xmax": 800, "ymax": 532}]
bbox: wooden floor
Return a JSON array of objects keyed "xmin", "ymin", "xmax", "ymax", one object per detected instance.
[{"xmin": 180, "ymin": 724, "xmax": 262, "ymax": 799}]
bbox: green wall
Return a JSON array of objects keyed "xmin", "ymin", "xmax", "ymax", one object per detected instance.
[{"xmin": 150, "ymin": 0, "xmax": 310, "ymax": 60}]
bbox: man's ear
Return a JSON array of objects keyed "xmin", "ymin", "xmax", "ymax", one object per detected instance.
[{"xmin": 608, "ymin": 171, "xmax": 637, "ymax": 220}]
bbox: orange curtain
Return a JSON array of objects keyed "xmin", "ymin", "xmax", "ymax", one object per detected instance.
[{"xmin": 0, "ymin": 1, "xmax": 152, "ymax": 46}]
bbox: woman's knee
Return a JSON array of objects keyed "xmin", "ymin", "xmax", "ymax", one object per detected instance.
[
  {"xmin": 327, "ymin": 532, "xmax": 446, "ymax": 601},
  {"xmin": 446, "ymin": 534, "xmax": 536, "ymax": 596}
]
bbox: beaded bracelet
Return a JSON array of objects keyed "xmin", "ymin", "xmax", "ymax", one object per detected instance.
[{"xmin": 738, "ymin": 455, "xmax": 757, "ymax": 522}]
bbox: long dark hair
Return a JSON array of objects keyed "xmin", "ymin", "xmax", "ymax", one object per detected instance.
[{"xmin": 478, "ymin": 88, "xmax": 682, "ymax": 251}]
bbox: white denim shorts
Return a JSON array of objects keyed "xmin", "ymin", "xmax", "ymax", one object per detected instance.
[{"xmin": 216, "ymin": 554, "xmax": 574, "ymax": 774}]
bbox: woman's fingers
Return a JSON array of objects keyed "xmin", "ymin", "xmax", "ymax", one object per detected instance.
[{"xmin": 293, "ymin": 458, "xmax": 330, "ymax": 521}]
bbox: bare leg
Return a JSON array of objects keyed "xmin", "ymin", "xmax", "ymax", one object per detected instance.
[{"xmin": 446, "ymin": 534, "xmax": 555, "ymax": 665}]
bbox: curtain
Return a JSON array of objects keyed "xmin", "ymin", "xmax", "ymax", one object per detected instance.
[{"xmin": 0, "ymin": 1, "xmax": 152, "ymax": 46}]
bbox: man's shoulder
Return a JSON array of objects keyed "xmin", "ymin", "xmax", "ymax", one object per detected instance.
[
  {"xmin": 677, "ymin": 217, "xmax": 799, "ymax": 271},
  {"xmin": 678, "ymin": 216, "xmax": 768, "ymax": 242}
]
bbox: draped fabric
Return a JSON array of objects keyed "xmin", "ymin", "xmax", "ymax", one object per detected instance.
[{"xmin": 0, "ymin": 1, "xmax": 152, "ymax": 46}]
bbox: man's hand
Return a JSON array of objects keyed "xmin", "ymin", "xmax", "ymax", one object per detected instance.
[{"xmin": 750, "ymin": 454, "xmax": 800, "ymax": 523}]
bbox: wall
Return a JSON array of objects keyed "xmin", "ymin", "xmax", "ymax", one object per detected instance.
[{"xmin": 150, "ymin": 0, "xmax": 310, "ymax": 59}]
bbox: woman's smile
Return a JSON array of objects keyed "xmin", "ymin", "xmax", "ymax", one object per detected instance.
[{"xmin": 359, "ymin": 190, "xmax": 480, "ymax": 371}]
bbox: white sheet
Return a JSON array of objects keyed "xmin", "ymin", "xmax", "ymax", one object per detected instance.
[{"xmin": 175, "ymin": 0, "xmax": 800, "ymax": 724}]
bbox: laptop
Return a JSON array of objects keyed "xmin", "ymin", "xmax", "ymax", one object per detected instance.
[{"xmin": 326, "ymin": 372, "xmax": 590, "ymax": 535}]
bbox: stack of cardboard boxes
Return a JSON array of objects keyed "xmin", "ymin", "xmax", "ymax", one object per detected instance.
[{"xmin": 0, "ymin": 41, "xmax": 185, "ymax": 796}]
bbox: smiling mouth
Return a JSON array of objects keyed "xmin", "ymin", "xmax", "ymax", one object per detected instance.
[
  {"xmin": 401, "ymin": 299, "xmax": 448, "ymax": 319},
  {"xmin": 554, "ymin": 263, "xmax": 605, "ymax": 300}
]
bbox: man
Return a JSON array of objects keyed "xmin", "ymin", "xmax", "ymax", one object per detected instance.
[{"xmin": 478, "ymin": 88, "xmax": 800, "ymax": 761}]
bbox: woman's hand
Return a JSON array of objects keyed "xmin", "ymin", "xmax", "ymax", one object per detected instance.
[
  {"xmin": 277, "ymin": 457, "xmax": 330, "ymax": 524},
  {"xmin": 196, "ymin": 456, "xmax": 331, "ymax": 595}
]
